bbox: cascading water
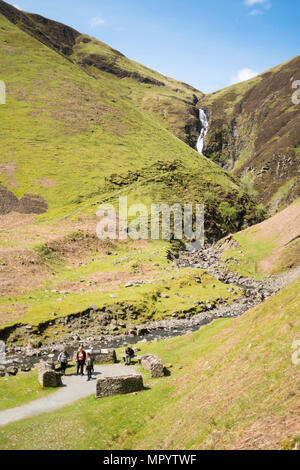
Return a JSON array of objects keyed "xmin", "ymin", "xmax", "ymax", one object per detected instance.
[{"xmin": 196, "ymin": 109, "xmax": 209, "ymax": 155}]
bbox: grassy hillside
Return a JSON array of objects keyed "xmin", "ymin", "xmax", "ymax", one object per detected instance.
[
  {"xmin": 0, "ymin": 0, "xmax": 203, "ymax": 147},
  {"xmin": 0, "ymin": 239, "xmax": 242, "ymax": 349},
  {"xmin": 218, "ymin": 198, "xmax": 300, "ymax": 278},
  {"xmin": 0, "ymin": 2, "xmax": 259, "ymax": 236},
  {"xmin": 198, "ymin": 56, "xmax": 300, "ymax": 212},
  {"xmin": 0, "ymin": 275, "xmax": 299, "ymax": 450}
]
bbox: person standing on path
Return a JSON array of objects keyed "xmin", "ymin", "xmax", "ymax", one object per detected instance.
[
  {"xmin": 76, "ymin": 346, "xmax": 86, "ymax": 376},
  {"xmin": 85, "ymin": 352, "xmax": 94, "ymax": 382},
  {"xmin": 58, "ymin": 349, "xmax": 70, "ymax": 375}
]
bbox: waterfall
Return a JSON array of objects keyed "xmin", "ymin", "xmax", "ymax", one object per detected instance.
[{"xmin": 196, "ymin": 109, "xmax": 209, "ymax": 155}]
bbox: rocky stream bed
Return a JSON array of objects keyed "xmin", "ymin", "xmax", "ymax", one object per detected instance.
[{"xmin": 1, "ymin": 245, "xmax": 299, "ymax": 375}]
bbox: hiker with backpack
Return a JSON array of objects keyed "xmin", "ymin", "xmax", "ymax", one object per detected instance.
[
  {"xmin": 76, "ymin": 346, "xmax": 86, "ymax": 376},
  {"xmin": 125, "ymin": 345, "xmax": 135, "ymax": 365},
  {"xmin": 85, "ymin": 352, "xmax": 94, "ymax": 382},
  {"xmin": 58, "ymin": 348, "xmax": 70, "ymax": 375}
]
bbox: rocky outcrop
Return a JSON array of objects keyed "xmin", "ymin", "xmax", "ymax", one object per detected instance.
[
  {"xmin": 96, "ymin": 374, "xmax": 144, "ymax": 398},
  {"xmin": 0, "ymin": 1, "xmax": 80, "ymax": 57},
  {"xmin": 79, "ymin": 53, "xmax": 165, "ymax": 86},
  {"xmin": 6, "ymin": 365, "xmax": 18, "ymax": 376}
]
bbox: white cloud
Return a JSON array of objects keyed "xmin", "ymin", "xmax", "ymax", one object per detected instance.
[
  {"xmin": 244, "ymin": 0, "xmax": 271, "ymax": 15},
  {"xmin": 244, "ymin": 0, "xmax": 268, "ymax": 5},
  {"xmin": 13, "ymin": 3, "xmax": 21, "ymax": 9},
  {"xmin": 249, "ymin": 9, "xmax": 264, "ymax": 15},
  {"xmin": 230, "ymin": 68, "xmax": 258, "ymax": 85},
  {"xmin": 90, "ymin": 16, "xmax": 105, "ymax": 27}
]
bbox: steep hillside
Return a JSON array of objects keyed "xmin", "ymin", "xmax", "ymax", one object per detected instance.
[
  {"xmin": 218, "ymin": 198, "xmax": 300, "ymax": 278},
  {"xmin": 198, "ymin": 56, "xmax": 300, "ymax": 212},
  {"xmin": 0, "ymin": 0, "xmax": 203, "ymax": 147},
  {"xmin": 0, "ymin": 276, "xmax": 299, "ymax": 450},
  {"xmin": 0, "ymin": 0, "xmax": 261, "ymax": 241}
]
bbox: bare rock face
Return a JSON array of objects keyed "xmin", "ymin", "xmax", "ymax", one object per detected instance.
[
  {"xmin": 96, "ymin": 374, "xmax": 144, "ymax": 398},
  {"xmin": 38, "ymin": 361, "xmax": 62, "ymax": 388},
  {"xmin": 140, "ymin": 354, "xmax": 164, "ymax": 377}
]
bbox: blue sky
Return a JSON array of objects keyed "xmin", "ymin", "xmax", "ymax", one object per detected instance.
[{"xmin": 10, "ymin": 0, "xmax": 300, "ymax": 93}]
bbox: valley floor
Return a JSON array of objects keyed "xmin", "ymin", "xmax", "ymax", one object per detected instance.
[{"xmin": 0, "ymin": 274, "xmax": 299, "ymax": 450}]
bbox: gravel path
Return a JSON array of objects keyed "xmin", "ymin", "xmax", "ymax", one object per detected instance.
[{"xmin": 0, "ymin": 364, "xmax": 138, "ymax": 428}]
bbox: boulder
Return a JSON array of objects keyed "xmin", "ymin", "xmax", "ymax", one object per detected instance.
[
  {"xmin": 137, "ymin": 327, "xmax": 149, "ymax": 336},
  {"xmin": 38, "ymin": 361, "xmax": 62, "ymax": 388},
  {"xmin": 6, "ymin": 366, "xmax": 18, "ymax": 376},
  {"xmin": 96, "ymin": 374, "xmax": 144, "ymax": 398},
  {"xmin": 140, "ymin": 354, "xmax": 164, "ymax": 377}
]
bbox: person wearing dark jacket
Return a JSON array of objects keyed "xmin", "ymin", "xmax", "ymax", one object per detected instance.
[
  {"xmin": 76, "ymin": 346, "xmax": 86, "ymax": 376},
  {"xmin": 125, "ymin": 346, "xmax": 135, "ymax": 365},
  {"xmin": 85, "ymin": 352, "xmax": 94, "ymax": 381}
]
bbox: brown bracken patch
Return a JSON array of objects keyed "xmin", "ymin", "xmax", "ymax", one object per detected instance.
[{"xmin": 38, "ymin": 178, "xmax": 57, "ymax": 188}]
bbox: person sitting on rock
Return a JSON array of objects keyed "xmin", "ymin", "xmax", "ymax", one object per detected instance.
[
  {"xmin": 85, "ymin": 352, "xmax": 94, "ymax": 382},
  {"xmin": 125, "ymin": 346, "xmax": 135, "ymax": 365},
  {"xmin": 58, "ymin": 349, "xmax": 70, "ymax": 376},
  {"xmin": 76, "ymin": 346, "xmax": 86, "ymax": 376}
]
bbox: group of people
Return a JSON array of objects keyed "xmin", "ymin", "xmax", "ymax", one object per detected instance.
[
  {"xmin": 57, "ymin": 346, "xmax": 94, "ymax": 381},
  {"xmin": 57, "ymin": 345, "xmax": 136, "ymax": 380}
]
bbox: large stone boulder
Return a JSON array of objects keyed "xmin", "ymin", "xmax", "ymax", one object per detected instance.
[
  {"xmin": 38, "ymin": 361, "xmax": 62, "ymax": 388},
  {"xmin": 96, "ymin": 374, "xmax": 144, "ymax": 398},
  {"xmin": 140, "ymin": 354, "xmax": 164, "ymax": 377}
]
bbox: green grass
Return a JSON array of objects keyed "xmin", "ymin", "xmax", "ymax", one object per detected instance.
[
  {"xmin": 0, "ymin": 276, "xmax": 299, "ymax": 450},
  {"xmin": 219, "ymin": 197, "xmax": 300, "ymax": 278},
  {"xmin": 0, "ymin": 238, "xmax": 242, "ymax": 337},
  {"xmin": 0, "ymin": 11, "xmax": 256, "ymax": 232},
  {"xmin": 0, "ymin": 370, "xmax": 56, "ymax": 411},
  {"xmin": 220, "ymin": 230, "xmax": 276, "ymax": 279},
  {"xmin": 0, "ymin": 266, "xmax": 241, "ymax": 334}
]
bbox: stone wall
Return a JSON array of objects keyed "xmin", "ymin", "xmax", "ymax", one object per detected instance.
[
  {"xmin": 96, "ymin": 374, "xmax": 144, "ymax": 398},
  {"xmin": 38, "ymin": 361, "xmax": 62, "ymax": 388},
  {"xmin": 73, "ymin": 348, "xmax": 117, "ymax": 364},
  {"xmin": 140, "ymin": 354, "xmax": 164, "ymax": 377}
]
